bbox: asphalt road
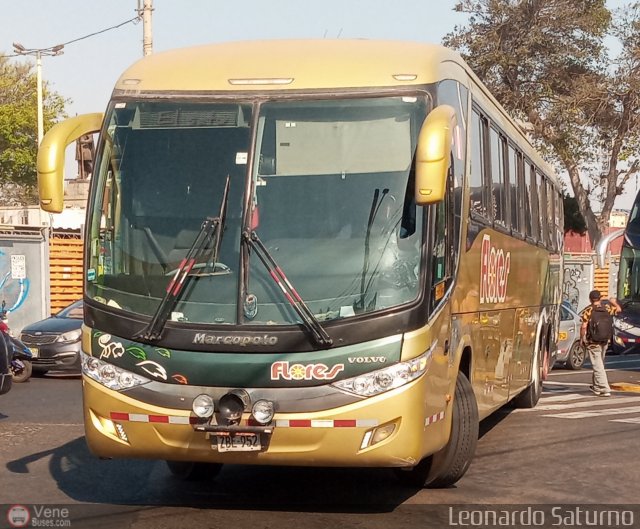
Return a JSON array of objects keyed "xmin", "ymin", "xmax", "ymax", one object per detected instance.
[{"xmin": 1, "ymin": 355, "xmax": 640, "ymax": 529}]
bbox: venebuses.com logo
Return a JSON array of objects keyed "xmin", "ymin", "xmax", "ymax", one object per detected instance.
[
  {"xmin": 5, "ymin": 504, "xmax": 71, "ymax": 527},
  {"xmin": 6, "ymin": 505, "xmax": 30, "ymax": 528}
]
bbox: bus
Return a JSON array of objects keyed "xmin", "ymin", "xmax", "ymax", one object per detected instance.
[
  {"xmin": 598, "ymin": 189, "xmax": 640, "ymax": 355},
  {"xmin": 37, "ymin": 40, "xmax": 563, "ymax": 488}
]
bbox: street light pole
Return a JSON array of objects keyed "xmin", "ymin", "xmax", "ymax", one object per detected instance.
[
  {"xmin": 36, "ymin": 51, "xmax": 43, "ymax": 144},
  {"xmin": 12, "ymin": 42, "xmax": 64, "ymax": 145}
]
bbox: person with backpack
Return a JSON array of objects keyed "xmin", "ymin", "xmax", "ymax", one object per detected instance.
[{"xmin": 580, "ymin": 289, "xmax": 621, "ymax": 397}]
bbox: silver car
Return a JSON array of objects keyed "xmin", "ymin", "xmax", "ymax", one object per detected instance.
[{"xmin": 555, "ymin": 301, "xmax": 586, "ymax": 370}]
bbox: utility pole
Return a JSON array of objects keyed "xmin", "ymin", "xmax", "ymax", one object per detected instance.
[{"xmin": 139, "ymin": 0, "xmax": 153, "ymax": 56}]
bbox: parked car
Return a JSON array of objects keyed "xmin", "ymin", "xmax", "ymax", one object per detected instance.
[
  {"xmin": 555, "ymin": 301, "xmax": 586, "ymax": 370},
  {"xmin": 19, "ymin": 300, "xmax": 83, "ymax": 375}
]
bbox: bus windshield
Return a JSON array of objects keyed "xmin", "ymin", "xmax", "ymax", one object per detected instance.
[
  {"xmin": 617, "ymin": 244, "xmax": 640, "ymax": 304},
  {"xmin": 86, "ymin": 95, "xmax": 427, "ymax": 326}
]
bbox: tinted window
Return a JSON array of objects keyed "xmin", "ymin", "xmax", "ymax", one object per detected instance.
[
  {"xmin": 470, "ymin": 110, "xmax": 487, "ymax": 218},
  {"xmin": 489, "ymin": 128, "xmax": 508, "ymax": 229}
]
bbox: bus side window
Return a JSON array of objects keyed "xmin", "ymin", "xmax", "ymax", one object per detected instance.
[
  {"xmin": 489, "ymin": 127, "xmax": 508, "ymax": 230},
  {"xmin": 508, "ymin": 144, "xmax": 521, "ymax": 235},
  {"xmin": 537, "ymin": 171, "xmax": 548, "ymax": 247},
  {"xmin": 528, "ymin": 163, "xmax": 540, "ymax": 242},
  {"xmin": 431, "ymin": 162, "xmax": 454, "ymax": 306},
  {"xmin": 470, "ymin": 110, "xmax": 489, "ymax": 220}
]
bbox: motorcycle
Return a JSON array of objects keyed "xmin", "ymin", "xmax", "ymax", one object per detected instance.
[
  {"xmin": 0, "ymin": 301, "xmax": 33, "ymax": 383},
  {"xmin": 0, "ymin": 331, "xmax": 12, "ymax": 395}
]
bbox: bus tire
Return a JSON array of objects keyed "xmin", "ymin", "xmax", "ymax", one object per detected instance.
[
  {"xmin": 165, "ymin": 461, "xmax": 223, "ymax": 481},
  {"xmin": 513, "ymin": 340, "xmax": 546, "ymax": 409},
  {"xmin": 394, "ymin": 372, "xmax": 478, "ymax": 488}
]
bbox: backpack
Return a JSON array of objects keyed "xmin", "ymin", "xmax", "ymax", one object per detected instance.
[{"xmin": 587, "ymin": 306, "xmax": 613, "ymax": 343}]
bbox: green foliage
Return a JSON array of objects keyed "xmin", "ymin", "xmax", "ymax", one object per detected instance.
[
  {"xmin": 563, "ymin": 195, "xmax": 587, "ymax": 234},
  {"xmin": 0, "ymin": 55, "xmax": 67, "ymax": 205},
  {"xmin": 445, "ymin": 0, "xmax": 640, "ymax": 246}
]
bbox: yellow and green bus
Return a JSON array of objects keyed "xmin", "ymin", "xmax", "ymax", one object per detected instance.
[{"xmin": 37, "ymin": 40, "xmax": 562, "ymax": 488}]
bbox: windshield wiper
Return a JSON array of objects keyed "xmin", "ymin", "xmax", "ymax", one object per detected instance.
[
  {"xmin": 355, "ymin": 188, "xmax": 389, "ymax": 312},
  {"xmin": 135, "ymin": 176, "xmax": 231, "ymax": 342},
  {"xmin": 242, "ymin": 230, "xmax": 332, "ymax": 348}
]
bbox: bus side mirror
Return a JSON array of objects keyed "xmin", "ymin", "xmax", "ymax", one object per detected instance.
[
  {"xmin": 414, "ymin": 104, "xmax": 456, "ymax": 205},
  {"xmin": 37, "ymin": 113, "xmax": 103, "ymax": 213}
]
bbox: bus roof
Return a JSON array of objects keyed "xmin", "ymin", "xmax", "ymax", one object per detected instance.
[{"xmin": 114, "ymin": 39, "xmax": 465, "ymax": 93}]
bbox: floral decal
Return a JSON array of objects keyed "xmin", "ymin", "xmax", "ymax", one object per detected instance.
[
  {"xmin": 97, "ymin": 334, "xmax": 125, "ymax": 360},
  {"xmin": 136, "ymin": 360, "xmax": 168, "ymax": 381}
]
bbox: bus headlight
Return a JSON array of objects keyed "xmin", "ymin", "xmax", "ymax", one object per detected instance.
[
  {"xmin": 82, "ymin": 351, "xmax": 150, "ymax": 391},
  {"xmin": 614, "ymin": 319, "xmax": 634, "ymax": 332},
  {"xmin": 332, "ymin": 348, "xmax": 433, "ymax": 397}
]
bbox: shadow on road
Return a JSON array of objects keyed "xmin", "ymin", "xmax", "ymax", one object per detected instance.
[{"xmin": 5, "ymin": 436, "xmax": 424, "ymax": 512}]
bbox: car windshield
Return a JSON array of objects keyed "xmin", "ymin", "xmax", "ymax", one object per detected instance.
[
  {"xmin": 57, "ymin": 301, "xmax": 83, "ymax": 319},
  {"xmin": 86, "ymin": 96, "xmax": 427, "ymax": 326}
]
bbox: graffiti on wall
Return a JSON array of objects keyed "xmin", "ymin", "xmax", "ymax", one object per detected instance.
[
  {"xmin": 562, "ymin": 260, "xmax": 592, "ymax": 312},
  {"xmin": 0, "ymin": 250, "xmax": 30, "ymax": 316}
]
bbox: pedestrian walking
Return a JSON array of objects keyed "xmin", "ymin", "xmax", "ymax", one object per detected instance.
[{"xmin": 580, "ymin": 289, "xmax": 621, "ymax": 397}]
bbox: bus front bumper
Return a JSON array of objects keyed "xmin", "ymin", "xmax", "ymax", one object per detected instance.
[{"xmin": 82, "ymin": 375, "xmax": 451, "ymax": 468}]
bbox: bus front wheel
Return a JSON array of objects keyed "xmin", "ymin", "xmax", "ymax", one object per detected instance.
[
  {"xmin": 394, "ymin": 372, "xmax": 479, "ymax": 488},
  {"xmin": 165, "ymin": 461, "xmax": 223, "ymax": 481}
]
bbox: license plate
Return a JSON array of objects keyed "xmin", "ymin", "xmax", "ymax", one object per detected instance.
[
  {"xmin": 216, "ymin": 433, "xmax": 261, "ymax": 452},
  {"xmin": 29, "ymin": 348, "xmax": 39, "ymax": 358}
]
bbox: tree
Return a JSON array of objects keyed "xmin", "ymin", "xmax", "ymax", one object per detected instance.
[
  {"xmin": 444, "ymin": 0, "xmax": 640, "ymax": 247},
  {"xmin": 563, "ymin": 195, "xmax": 587, "ymax": 234},
  {"xmin": 0, "ymin": 55, "xmax": 67, "ymax": 206}
]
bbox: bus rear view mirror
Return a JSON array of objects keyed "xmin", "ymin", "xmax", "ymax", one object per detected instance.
[
  {"xmin": 414, "ymin": 104, "xmax": 456, "ymax": 205},
  {"xmin": 37, "ymin": 113, "xmax": 103, "ymax": 213}
]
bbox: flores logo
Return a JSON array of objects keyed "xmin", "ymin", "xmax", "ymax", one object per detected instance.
[
  {"xmin": 480, "ymin": 234, "xmax": 511, "ymax": 304},
  {"xmin": 7, "ymin": 505, "xmax": 30, "ymax": 528},
  {"xmin": 271, "ymin": 361, "xmax": 344, "ymax": 381}
]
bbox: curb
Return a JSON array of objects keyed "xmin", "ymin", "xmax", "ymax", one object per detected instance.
[{"xmin": 610, "ymin": 382, "xmax": 640, "ymax": 393}]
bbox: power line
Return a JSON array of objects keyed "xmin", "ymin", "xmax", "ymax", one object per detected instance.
[
  {"xmin": 4, "ymin": 15, "xmax": 141, "ymax": 58},
  {"xmin": 60, "ymin": 15, "xmax": 140, "ymax": 47}
]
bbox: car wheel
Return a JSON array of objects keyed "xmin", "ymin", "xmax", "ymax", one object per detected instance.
[
  {"xmin": 165, "ymin": 461, "xmax": 223, "ymax": 481},
  {"xmin": 566, "ymin": 341, "xmax": 585, "ymax": 370}
]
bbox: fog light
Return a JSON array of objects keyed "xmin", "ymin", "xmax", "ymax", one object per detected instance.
[
  {"xmin": 614, "ymin": 336, "xmax": 624, "ymax": 346},
  {"xmin": 251, "ymin": 400, "xmax": 275, "ymax": 425},
  {"xmin": 114, "ymin": 422, "xmax": 128, "ymax": 442},
  {"xmin": 192, "ymin": 394, "xmax": 214, "ymax": 418},
  {"xmin": 371, "ymin": 423, "xmax": 396, "ymax": 445}
]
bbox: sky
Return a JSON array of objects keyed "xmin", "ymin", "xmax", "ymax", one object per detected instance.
[{"xmin": 2, "ymin": 0, "xmax": 636, "ymax": 209}]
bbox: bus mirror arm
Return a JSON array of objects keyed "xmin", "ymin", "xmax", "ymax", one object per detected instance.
[
  {"xmin": 595, "ymin": 229, "xmax": 625, "ymax": 268},
  {"xmin": 37, "ymin": 113, "xmax": 103, "ymax": 213}
]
